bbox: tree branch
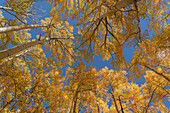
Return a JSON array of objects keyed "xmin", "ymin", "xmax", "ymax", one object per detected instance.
[
  {"xmin": 118, "ymin": 96, "xmax": 124, "ymax": 113},
  {"xmin": 143, "ymin": 64, "xmax": 170, "ymax": 82},
  {"xmin": 0, "ymin": 80, "xmax": 39, "ymax": 112},
  {"xmin": 145, "ymin": 87, "xmax": 157, "ymax": 113},
  {"xmin": 115, "ymin": 0, "xmax": 141, "ymax": 9},
  {"xmin": 110, "ymin": 84, "xmax": 120, "ymax": 113},
  {"xmin": 101, "ymin": 20, "xmax": 120, "ymax": 45},
  {"xmin": 77, "ymin": 17, "xmax": 103, "ymax": 49}
]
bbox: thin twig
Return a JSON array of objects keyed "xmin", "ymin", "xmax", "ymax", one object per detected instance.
[
  {"xmin": 77, "ymin": 17, "xmax": 103, "ymax": 49},
  {"xmin": 145, "ymin": 87, "xmax": 157, "ymax": 113},
  {"xmin": 122, "ymin": 32, "xmax": 139, "ymax": 45},
  {"xmin": 101, "ymin": 17, "xmax": 108, "ymax": 49},
  {"xmin": 3, "ymin": 10, "xmax": 26, "ymax": 24},
  {"xmin": 101, "ymin": 20, "xmax": 121, "ymax": 45}
]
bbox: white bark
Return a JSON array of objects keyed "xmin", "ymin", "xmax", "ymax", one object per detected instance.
[
  {"xmin": 0, "ymin": 49, "xmax": 31, "ymax": 65},
  {"xmin": 0, "ymin": 24, "xmax": 47, "ymax": 34},
  {"xmin": 0, "ymin": 39, "xmax": 47, "ymax": 60},
  {"xmin": 0, "ymin": 6, "xmax": 13, "ymax": 11}
]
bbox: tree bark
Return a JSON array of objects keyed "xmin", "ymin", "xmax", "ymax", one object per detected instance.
[
  {"xmin": 0, "ymin": 6, "xmax": 13, "ymax": 11},
  {"xmin": 0, "ymin": 39, "xmax": 47, "ymax": 60},
  {"xmin": 116, "ymin": 0, "xmax": 141, "ymax": 9},
  {"xmin": 0, "ymin": 24, "xmax": 47, "ymax": 34}
]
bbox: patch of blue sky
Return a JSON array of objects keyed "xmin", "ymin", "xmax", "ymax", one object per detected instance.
[{"xmin": 1, "ymin": 0, "xmax": 169, "ymax": 111}]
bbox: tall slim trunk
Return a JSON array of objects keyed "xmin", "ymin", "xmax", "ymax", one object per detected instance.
[
  {"xmin": 0, "ymin": 24, "xmax": 47, "ymax": 34},
  {"xmin": 0, "ymin": 6, "xmax": 13, "ymax": 11},
  {"xmin": 0, "ymin": 39, "xmax": 47, "ymax": 60},
  {"xmin": 73, "ymin": 90, "xmax": 79, "ymax": 113}
]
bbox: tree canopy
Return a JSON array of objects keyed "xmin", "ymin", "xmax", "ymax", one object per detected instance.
[{"xmin": 0, "ymin": 0, "xmax": 169, "ymax": 112}]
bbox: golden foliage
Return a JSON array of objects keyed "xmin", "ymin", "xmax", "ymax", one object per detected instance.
[{"xmin": 0, "ymin": 0, "xmax": 169, "ymax": 112}]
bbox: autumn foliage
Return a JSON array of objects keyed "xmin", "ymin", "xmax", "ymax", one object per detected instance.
[{"xmin": 0, "ymin": 0, "xmax": 169, "ymax": 112}]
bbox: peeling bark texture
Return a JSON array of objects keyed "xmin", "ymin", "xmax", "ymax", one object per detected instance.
[
  {"xmin": 0, "ymin": 39, "xmax": 46, "ymax": 60},
  {"xmin": 0, "ymin": 24, "xmax": 47, "ymax": 34},
  {"xmin": 116, "ymin": 0, "xmax": 141, "ymax": 9}
]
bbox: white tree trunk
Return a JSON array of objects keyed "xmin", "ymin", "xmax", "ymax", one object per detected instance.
[
  {"xmin": 0, "ymin": 6, "xmax": 13, "ymax": 11},
  {"xmin": 0, "ymin": 24, "xmax": 47, "ymax": 34},
  {"xmin": 0, "ymin": 39, "xmax": 47, "ymax": 60}
]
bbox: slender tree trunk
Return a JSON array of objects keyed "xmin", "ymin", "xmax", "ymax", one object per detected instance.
[
  {"xmin": 0, "ymin": 6, "xmax": 13, "ymax": 11},
  {"xmin": 111, "ymin": 93, "xmax": 120, "ymax": 113},
  {"xmin": 73, "ymin": 90, "xmax": 79, "ymax": 113},
  {"xmin": 110, "ymin": 84, "xmax": 120, "ymax": 113},
  {"xmin": 0, "ymin": 39, "xmax": 47, "ymax": 60},
  {"xmin": 0, "ymin": 24, "xmax": 47, "ymax": 34},
  {"xmin": 118, "ymin": 96, "xmax": 124, "ymax": 113}
]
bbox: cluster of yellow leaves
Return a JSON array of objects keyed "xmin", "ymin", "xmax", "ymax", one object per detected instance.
[
  {"xmin": 1, "ymin": 59, "xmax": 169, "ymax": 112},
  {"xmin": 0, "ymin": 2, "xmax": 32, "ymax": 50},
  {"xmin": 63, "ymin": 65, "xmax": 170, "ymax": 112},
  {"xmin": 40, "ymin": 14, "xmax": 75, "ymax": 67},
  {"xmin": 0, "ymin": 0, "xmax": 169, "ymax": 112},
  {"xmin": 56, "ymin": 0, "xmax": 169, "ymax": 68}
]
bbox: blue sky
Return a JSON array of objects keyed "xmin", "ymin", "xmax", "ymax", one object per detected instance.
[
  {"xmin": 0, "ymin": 0, "xmax": 169, "ymax": 110},
  {"xmin": 0, "ymin": 0, "xmax": 135, "ymax": 69}
]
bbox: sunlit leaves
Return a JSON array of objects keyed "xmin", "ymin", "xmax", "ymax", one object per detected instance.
[{"xmin": 0, "ymin": 0, "xmax": 169, "ymax": 112}]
